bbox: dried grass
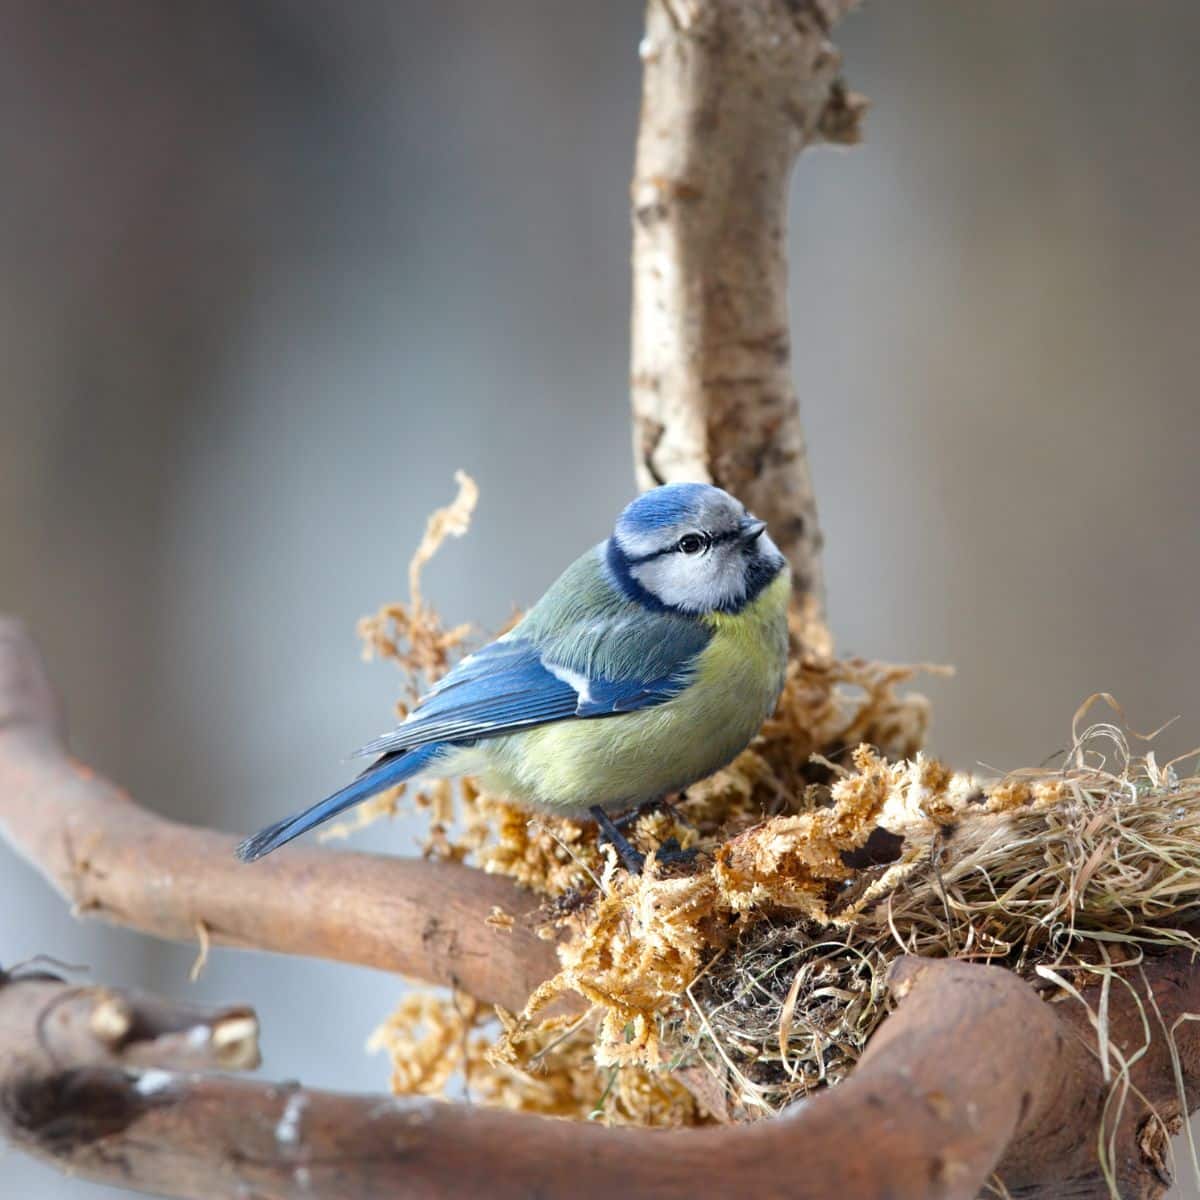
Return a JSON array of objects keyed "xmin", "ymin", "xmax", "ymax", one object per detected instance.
[{"xmin": 355, "ymin": 477, "xmax": 1200, "ymax": 1141}]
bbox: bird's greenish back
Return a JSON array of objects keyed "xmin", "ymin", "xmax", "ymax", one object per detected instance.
[{"xmin": 512, "ymin": 544, "xmax": 711, "ymax": 682}]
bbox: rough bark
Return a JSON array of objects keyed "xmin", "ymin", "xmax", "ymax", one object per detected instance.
[
  {"xmin": 5, "ymin": 956, "xmax": 1199, "ymax": 1200},
  {"xmin": 0, "ymin": 971, "xmax": 261, "ymax": 1076},
  {"xmin": 989, "ymin": 949, "xmax": 1200, "ymax": 1199},
  {"xmin": 630, "ymin": 0, "xmax": 866, "ymax": 604},
  {"xmin": 0, "ymin": 618, "xmax": 557, "ymax": 1015}
]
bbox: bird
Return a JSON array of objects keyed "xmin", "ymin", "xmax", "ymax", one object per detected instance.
[{"xmin": 236, "ymin": 482, "xmax": 790, "ymax": 872}]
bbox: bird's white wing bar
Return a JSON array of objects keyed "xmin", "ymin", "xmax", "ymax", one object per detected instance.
[{"xmin": 351, "ymin": 633, "xmax": 699, "ymax": 759}]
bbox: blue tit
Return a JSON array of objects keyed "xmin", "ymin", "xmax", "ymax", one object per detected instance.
[{"xmin": 237, "ymin": 482, "xmax": 790, "ymax": 870}]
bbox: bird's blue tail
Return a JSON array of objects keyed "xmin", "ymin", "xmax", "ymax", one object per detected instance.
[{"xmin": 235, "ymin": 744, "xmax": 443, "ymax": 863}]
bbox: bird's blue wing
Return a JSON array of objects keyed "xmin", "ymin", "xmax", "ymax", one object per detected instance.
[
  {"xmin": 351, "ymin": 615, "xmax": 709, "ymax": 759},
  {"xmin": 237, "ymin": 549, "xmax": 714, "ymax": 862}
]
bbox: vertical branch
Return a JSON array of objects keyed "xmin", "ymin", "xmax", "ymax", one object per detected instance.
[{"xmin": 630, "ymin": 0, "xmax": 866, "ymax": 607}]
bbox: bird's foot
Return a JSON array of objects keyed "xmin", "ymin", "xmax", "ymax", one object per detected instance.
[
  {"xmin": 609, "ymin": 799, "xmax": 658, "ymax": 834},
  {"xmin": 590, "ymin": 805, "xmax": 646, "ymax": 874},
  {"xmin": 610, "ymin": 794, "xmax": 696, "ymax": 834},
  {"xmin": 590, "ymin": 808, "xmax": 699, "ymax": 874},
  {"xmin": 653, "ymin": 836, "xmax": 699, "ymax": 867}
]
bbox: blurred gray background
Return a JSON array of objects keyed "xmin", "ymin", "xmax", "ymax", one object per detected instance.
[{"xmin": 2, "ymin": 2, "xmax": 1198, "ymax": 1196}]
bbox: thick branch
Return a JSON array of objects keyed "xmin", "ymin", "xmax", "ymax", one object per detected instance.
[
  {"xmin": 0, "ymin": 618, "xmax": 557, "ymax": 1013},
  {"xmin": 630, "ymin": 0, "xmax": 866, "ymax": 604},
  {"xmin": 0, "ymin": 970, "xmax": 260, "ymax": 1076},
  {"xmin": 10, "ymin": 956, "xmax": 1198, "ymax": 1200},
  {"xmin": 992, "ymin": 950, "xmax": 1200, "ymax": 1199}
]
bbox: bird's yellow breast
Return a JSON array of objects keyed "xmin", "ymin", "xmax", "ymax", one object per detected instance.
[{"xmin": 456, "ymin": 571, "xmax": 790, "ymax": 815}]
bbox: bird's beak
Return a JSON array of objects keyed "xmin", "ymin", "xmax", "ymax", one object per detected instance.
[{"xmin": 738, "ymin": 518, "xmax": 768, "ymax": 544}]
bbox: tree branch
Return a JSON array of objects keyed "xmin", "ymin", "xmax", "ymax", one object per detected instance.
[
  {"xmin": 0, "ymin": 969, "xmax": 260, "ymax": 1075},
  {"xmin": 630, "ymin": 0, "xmax": 866, "ymax": 604},
  {"xmin": 0, "ymin": 618, "xmax": 557, "ymax": 1014},
  {"xmin": 7, "ymin": 955, "xmax": 1197, "ymax": 1200}
]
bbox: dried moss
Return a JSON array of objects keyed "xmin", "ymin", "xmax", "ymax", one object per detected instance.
[{"xmin": 355, "ymin": 478, "xmax": 1200, "ymax": 1136}]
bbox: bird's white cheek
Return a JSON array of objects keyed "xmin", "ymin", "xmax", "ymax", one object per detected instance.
[
  {"xmin": 710, "ymin": 552, "xmax": 749, "ymax": 607},
  {"xmin": 631, "ymin": 553, "xmax": 744, "ymax": 612}
]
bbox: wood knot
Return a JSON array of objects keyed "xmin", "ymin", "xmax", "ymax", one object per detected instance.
[
  {"xmin": 930, "ymin": 1153, "xmax": 970, "ymax": 1189},
  {"xmin": 1138, "ymin": 1110, "xmax": 1182, "ymax": 1186}
]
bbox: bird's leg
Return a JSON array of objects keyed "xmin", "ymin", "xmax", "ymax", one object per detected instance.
[
  {"xmin": 653, "ymin": 791, "xmax": 700, "ymax": 862},
  {"xmin": 609, "ymin": 797, "xmax": 666, "ymax": 833},
  {"xmin": 657, "ymin": 791, "xmax": 699, "ymax": 832},
  {"xmin": 595, "ymin": 800, "xmax": 699, "ymax": 871},
  {"xmin": 610, "ymin": 793, "xmax": 699, "ymax": 831},
  {"xmin": 589, "ymin": 805, "xmax": 646, "ymax": 874},
  {"xmin": 653, "ymin": 836, "xmax": 699, "ymax": 866}
]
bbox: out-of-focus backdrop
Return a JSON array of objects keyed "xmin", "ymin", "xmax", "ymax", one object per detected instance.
[{"xmin": 3, "ymin": 3, "xmax": 1198, "ymax": 1196}]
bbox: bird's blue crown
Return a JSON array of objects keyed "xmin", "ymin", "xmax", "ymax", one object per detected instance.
[{"xmin": 615, "ymin": 482, "xmax": 717, "ymax": 539}]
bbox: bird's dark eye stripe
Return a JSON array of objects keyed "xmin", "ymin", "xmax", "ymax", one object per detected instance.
[
  {"xmin": 687, "ymin": 529, "xmax": 738, "ymax": 549},
  {"xmin": 622, "ymin": 527, "xmax": 745, "ymax": 565}
]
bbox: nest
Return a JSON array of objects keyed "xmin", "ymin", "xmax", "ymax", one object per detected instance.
[{"xmin": 353, "ymin": 476, "xmax": 1200, "ymax": 1129}]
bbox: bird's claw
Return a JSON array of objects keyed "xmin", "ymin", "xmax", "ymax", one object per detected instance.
[
  {"xmin": 590, "ymin": 805, "xmax": 647, "ymax": 874},
  {"xmin": 652, "ymin": 836, "xmax": 699, "ymax": 866},
  {"xmin": 590, "ymin": 807, "xmax": 700, "ymax": 875}
]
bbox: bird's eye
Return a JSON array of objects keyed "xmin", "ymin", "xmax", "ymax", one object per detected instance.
[{"xmin": 677, "ymin": 533, "xmax": 706, "ymax": 555}]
